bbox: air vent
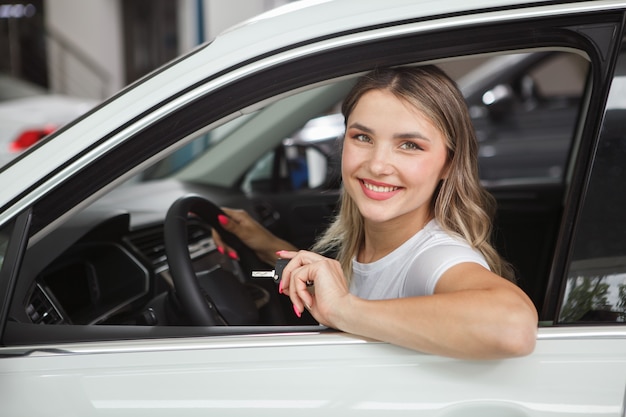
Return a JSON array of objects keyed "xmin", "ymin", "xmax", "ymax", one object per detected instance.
[
  {"xmin": 26, "ymin": 284, "xmax": 64, "ymax": 324},
  {"xmin": 126, "ymin": 222, "xmax": 215, "ymax": 271},
  {"xmin": 125, "ymin": 226, "xmax": 167, "ymax": 267}
]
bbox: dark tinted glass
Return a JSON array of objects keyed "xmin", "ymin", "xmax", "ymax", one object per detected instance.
[{"xmin": 559, "ymin": 40, "xmax": 626, "ymax": 324}]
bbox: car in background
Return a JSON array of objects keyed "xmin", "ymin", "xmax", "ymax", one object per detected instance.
[
  {"xmin": 1, "ymin": 0, "xmax": 626, "ymax": 415},
  {"xmin": 0, "ymin": 73, "xmax": 97, "ymax": 167}
]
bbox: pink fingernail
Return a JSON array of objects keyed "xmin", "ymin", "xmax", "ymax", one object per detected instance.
[
  {"xmin": 228, "ymin": 250, "xmax": 238, "ymax": 260},
  {"xmin": 217, "ymin": 246, "xmax": 225, "ymax": 255},
  {"xmin": 293, "ymin": 304, "xmax": 301, "ymax": 318},
  {"xmin": 218, "ymin": 214, "xmax": 229, "ymax": 226},
  {"xmin": 278, "ymin": 280, "xmax": 283, "ymax": 294}
]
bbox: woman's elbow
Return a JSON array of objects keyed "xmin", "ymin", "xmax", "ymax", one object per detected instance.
[
  {"xmin": 503, "ymin": 324, "xmax": 537, "ymax": 357},
  {"xmin": 497, "ymin": 309, "xmax": 538, "ymax": 357}
]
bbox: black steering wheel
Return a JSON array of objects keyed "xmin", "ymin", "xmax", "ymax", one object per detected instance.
[{"xmin": 164, "ymin": 194, "xmax": 264, "ymax": 325}]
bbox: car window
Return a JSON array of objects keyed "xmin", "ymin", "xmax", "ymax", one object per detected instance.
[
  {"xmin": 557, "ymin": 42, "xmax": 626, "ymax": 324},
  {"xmin": 141, "ymin": 113, "xmax": 256, "ymax": 180}
]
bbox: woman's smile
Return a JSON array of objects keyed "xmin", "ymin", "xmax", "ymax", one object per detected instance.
[{"xmin": 360, "ymin": 178, "xmax": 403, "ymax": 200}]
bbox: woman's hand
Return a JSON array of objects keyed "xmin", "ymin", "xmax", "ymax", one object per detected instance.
[
  {"xmin": 212, "ymin": 208, "xmax": 296, "ymax": 265},
  {"xmin": 276, "ymin": 250, "xmax": 352, "ymax": 327}
]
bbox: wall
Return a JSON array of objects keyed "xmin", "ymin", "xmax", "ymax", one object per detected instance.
[
  {"xmin": 45, "ymin": 0, "xmax": 290, "ymax": 100},
  {"xmin": 45, "ymin": 0, "xmax": 123, "ymax": 99}
]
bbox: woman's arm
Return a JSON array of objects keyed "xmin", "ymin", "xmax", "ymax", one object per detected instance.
[{"xmin": 279, "ymin": 250, "xmax": 537, "ymax": 359}]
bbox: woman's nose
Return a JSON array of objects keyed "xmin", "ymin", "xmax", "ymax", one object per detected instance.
[{"xmin": 367, "ymin": 144, "xmax": 394, "ymax": 175}]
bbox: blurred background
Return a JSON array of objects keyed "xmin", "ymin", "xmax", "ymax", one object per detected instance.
[
  {"xmin": 0, "ymin": 0, "xmax": 301, "ymax": 162},
  {"xmin": 0, "ymin": 0, "xmax": 294, "ymax": 100}
]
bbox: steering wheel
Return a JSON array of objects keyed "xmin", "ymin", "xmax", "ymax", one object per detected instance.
[{"xmin": 164, "ymin": 194, "xmax": 264, "ymax": 325}]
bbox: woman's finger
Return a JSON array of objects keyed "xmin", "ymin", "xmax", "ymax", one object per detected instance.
[
  {"xmin": 290, "ymin": 264, "xmax": 315, "ymax": 312},
  {"xmin": 277, "ymin": 250, "xmax": 327, "ymax": 317},
  {"xmin": 274, "ymin": 250, "xmax": 297, "ymax": 295},
  {"xmin": 211, "ymin": 226, "xmax": 238, "ymax": 260}
]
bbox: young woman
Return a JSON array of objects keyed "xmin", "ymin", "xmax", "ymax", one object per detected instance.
[{"xmin": 215, "ymin": 66, "xmax": 538, "ymax": 359}]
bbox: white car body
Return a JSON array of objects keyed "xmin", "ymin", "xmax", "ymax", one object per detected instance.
[
  {"xmin": 4, "ymin": 328, "xmax": 626, "ymax": 416},
  {"xmin": 1, "ymin": 0, "xmax": 626, "ymax": 415}
]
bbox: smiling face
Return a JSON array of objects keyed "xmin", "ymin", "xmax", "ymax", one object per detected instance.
[{"xmin": 341, "ymin": 89, "xmax": 450, "ymax": 232}]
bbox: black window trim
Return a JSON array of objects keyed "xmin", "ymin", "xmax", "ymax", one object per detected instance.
[{"xmin": 543, "ymin": 15, "xmax": 626, "ymax": 322}]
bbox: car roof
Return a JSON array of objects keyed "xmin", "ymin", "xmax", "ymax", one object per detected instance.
[
  {"xmin": 1, "ymin": 0, "xmax": 624, "ymax": 228},
  {"xmin": 227, "ymin": 0, "xmax": 554, "ymax": 34}
]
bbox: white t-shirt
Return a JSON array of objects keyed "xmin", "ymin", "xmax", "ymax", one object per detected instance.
[{"xmin": 349, "ymin": 220, "xmax": 489, "ymax": 300}]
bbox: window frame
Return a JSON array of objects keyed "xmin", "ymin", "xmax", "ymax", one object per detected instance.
[{"xmin": 553, "ymin": 31, "xmax": 626, "ymax": 324}]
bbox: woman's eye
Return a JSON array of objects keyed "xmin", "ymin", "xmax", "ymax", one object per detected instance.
[
  {"xmin": 400, "ymin": 141, "xmax": 422, "ymax": 151},
  {"xmin": 354, "ymin": 133, "xmax": 371, "ymax": 142}
]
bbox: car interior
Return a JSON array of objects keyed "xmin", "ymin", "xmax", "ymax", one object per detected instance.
[{"xmin": 2, "ymin": 46, "xmax": 597, "ymax": 345}]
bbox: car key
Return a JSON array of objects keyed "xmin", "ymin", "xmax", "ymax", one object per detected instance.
[{"xmin": 251, "ymin": 258, "xmax": 290, "ymax": 283}]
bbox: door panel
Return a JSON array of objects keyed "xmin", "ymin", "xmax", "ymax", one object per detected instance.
[{"xmin": 1, "ymin": 329, "xmax": 625, "ymax": 416}]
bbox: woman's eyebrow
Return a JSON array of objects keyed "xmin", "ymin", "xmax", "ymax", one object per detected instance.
[
  {"xmin": 347, "ymin": 122, "xmax": 374, "ymax": 134},
  {"xmin": 348, "ymin": 122, "xmax": 430, "ymax": 142},
  {"xmin": 394, "ymin": 132, "xmax": 430, "ymax": 142}
]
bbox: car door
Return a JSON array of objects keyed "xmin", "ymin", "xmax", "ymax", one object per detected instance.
[{"xmin": 2, "ymin": 2, "xmax": 626, "ymax": 416}]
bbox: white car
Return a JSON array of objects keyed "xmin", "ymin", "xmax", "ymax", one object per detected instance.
[
  {"xmin": 0, "ymin": 74, "xmax": 97, "ymax": 167},
  {"xmin": 2, "ymin": 0, "xmax": 626, "ymax": 415}
]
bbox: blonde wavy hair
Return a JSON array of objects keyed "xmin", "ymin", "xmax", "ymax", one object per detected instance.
[{"xmin": 312, "ymin": 65, "xmax": 514, "ymax": 282}]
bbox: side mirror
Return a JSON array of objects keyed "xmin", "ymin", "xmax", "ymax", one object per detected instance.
[
  {"xmin": 305, "ymin": 147, "xmax": 328, "ymax": 188},
  {"xmin": 284, "ymin": 145, "xmax": 329, "ymax": 190}
]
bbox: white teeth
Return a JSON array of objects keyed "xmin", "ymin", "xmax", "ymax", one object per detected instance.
[{"xmin": 364, "ymin": 182, "xmax": 398, "ymax": 193}]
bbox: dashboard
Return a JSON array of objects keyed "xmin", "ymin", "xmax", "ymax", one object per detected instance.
[
  {"xmin": 33, "ymin": 241, "xmax": 149, "ymax": 325},
  {"xmin": 12, "ymin": 179, "xmax": 276, "ymax": 327}
]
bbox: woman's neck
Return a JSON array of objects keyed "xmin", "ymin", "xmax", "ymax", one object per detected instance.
[{"xmin": 358, "ymin": 213, "xmax": 432, "ymax": 263}]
